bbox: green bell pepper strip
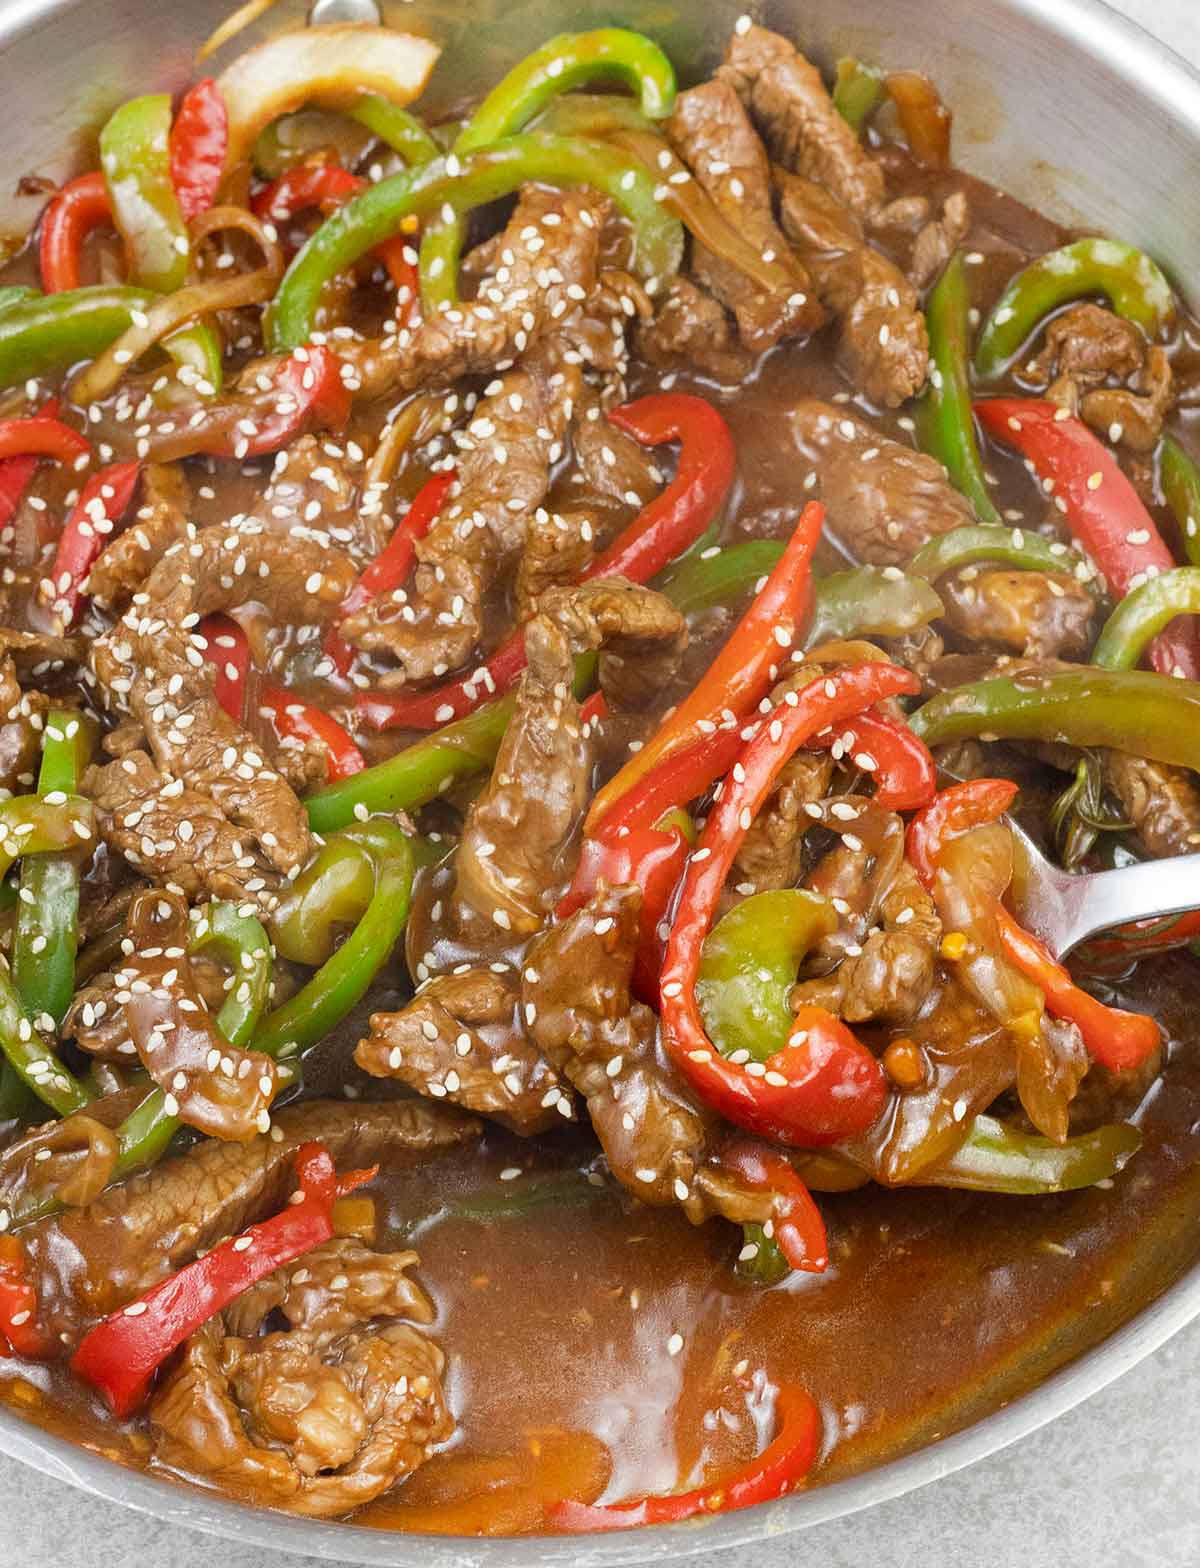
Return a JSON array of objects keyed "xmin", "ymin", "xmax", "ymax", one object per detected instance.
[
  {"xmin": 1091, "ymin": 566, "xmax": 1200, "ymax": 670},
  {"xmin": 348, "ymin": 96, "xmax": 441, "ymax": 167},
  {"xmin": 975, "ymin": 238, "xmax": 1175, "ymax": 378},
  {"xmin": 534, "ymin": 92, "xmax": 655, "ymax": 139},
  {"xmin": 271, "ymin": 837, "xmax": 379, "ymax": 967},
  {"xmin": 418, "ymin": 29, "xmax": 675, "ymax": 313},
  {"xmin": 99, "ymin": 94, "xmax": 190, "ymax": 294},
  {"xmin": 736, "ymin": 1224, "xmax": 792, "ymax": 1286},
  {"xmin": 270, "ymin": 133, "xmax": 684, "ymax": 352},
  {"xmin": 306, "ymin": 654, "xmax": 597, "ymax": 834},
  {"xmin": 908, "ymin": 522, "xmax": 1098, "ymax": 588},
  {"xmin": 0, "ymin": 286, "xmax": 38, "ymax": 318},
  {"xmin": 697, "ymin": 891, "xmax": 838, "ymax": 1064},
  {"xmin": 916, "ymin": 251, "xmax": 1001, "ymax": 523},
  {"xmin": 909, "ymin": 665, "xmax": 1200, "ymax": 772},
  {"xmin": 924, "ymin": 1113, "xmax": 1140, "ymax": 1194},
  {"xmin": 109, "ymin": 902, "xmax": 274, "ymax": 1182},
  {"xmin": 0, "ymin": 286, "xmax": 220, "ymax": 395},
  {"xmin": 0, "ymin": 961, "xmax": 91, "ymax": 1118},
  {"xmin": 1160, "ymin": 436, "xmax": 1200, "ymax": 568},
  {"xmin": 253, "ymin": 822, "xmax": 414, "ymax": 1060},
  {"xmin": 804, "ymin": 566, "xmax": 945, "ymax": 647},
  {"xmin": 833, "ymin": 56, "xmax": 887, "ymax": 133},
  {"xmin": 12, "ymin": 711, "xmax": 96, "ymax": 1029},
  {"xmin": 0, "ymin": 795, "xmax": 95, "ymax": 883},
  {"xmin": 655, "ymin": 540, "xmax": 785, "ymax": 616}
]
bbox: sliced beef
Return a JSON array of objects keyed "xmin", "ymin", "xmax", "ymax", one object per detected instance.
[
  {"xmin": 1026, "ymin": 303, "xmax": 1174, "ymax": 452},
  {"xmin": 262, "ymin": 434, "xmax": 377, "ymax": 562},
  {"xmin": 776, "ymin": 172, "xmax": 929, "ymax": 406},
  {"xmin": 536, "ymin": 580, "xmax": 686, "ymax": 712},
  {"xmin": 340, "ymin": 347, "xmax": 575, "ymax": 683},
  {"xmin": 792, "ymin": 798, "xmax": 941, "ymax": 1024},
  {"xmin": 729, "ymin": 752, "xmax": 833, "ymax": 898},
  {"xmin": 512, "ymin": 507, "xmax": 597, "ymax": 621},
  {"xmin": 338, "ymin": 186, "xmax": 615, "ymax": 401},
  {"xmin": 86, "ymin": 462, "xmax": 191, "ymax": 611},
  {"xmin": 0, "ymin": 655, "xmax": 45, "ymax": 794},
  {"xmin": 20, "ymin": 1099, "xmax": 479, "ymax": 1348},
  {"xmin": 667, "ymin": 78, "xmax": 821, "ymax": 353},
  {"xmin": 636, "ymin": 276, "xmax": 753, "ymax": 382},
  {"xmin": 152, "ymin": 1239, "xmax": 450, "ymax": 1517},
  {"xmin": 356, "ymin": 968, "xmax": 577, "ymax": 1135},
  {"xmin": 1103, "ymin": 752, "xmax": 1200, "ymax": 858},
  {"xmin": 908, "ymin": 190, "xmax": 970, "ymax": 292},
  {"xmin": 567, "ymin": 385, "xmax": 661, "ymax": 518},
  {"xmin": 938, "ymin": 566, "xmax": 1096, "ymax": 658},
  {"xmin": 789, "ymin": 399, "xmax": 975, "ymax": 564},
  {"xmin": 524, "ymin": 883, "xmax": 779, "ymax": 1233},
  {"xmin": 720, "ymin": 24, "xmax": 885, "ymax": 219}
]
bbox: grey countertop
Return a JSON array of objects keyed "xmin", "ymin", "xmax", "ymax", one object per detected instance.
[{"xmin": 2, "ymin": 0, "xmax": 1199, "ymax": 1563}]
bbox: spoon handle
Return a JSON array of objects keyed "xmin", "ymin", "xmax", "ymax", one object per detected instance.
[{"xmin": 1055, "ymin": 854, "xmax": 1200, "ymax": 956}]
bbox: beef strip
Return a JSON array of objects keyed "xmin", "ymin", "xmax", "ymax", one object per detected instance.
[
  {"xmin": 908, "ymin": 190, "xmax": 970, "ymax": 292},
  {"xmin": 667, "ymin": 78, "xmax": 822, "ymax": 353},
  {"xmin": 636, "ymin": 276, "xmax": 753, "ymax": 382},
  {"xmin": 523, "ymin": 883, "xmax": 779, "ymax": 1233},
  {"xmin": 776, "ymin": 173, "xmax": 929, "ymax": 406},
  {"xmin": 720, "ymin": 24, "xmax": 885, "ymax": 219},
  {"xmin": 567, "ymin": 384, "xmax": 660, "ymax": 519},
  {"xmin": 20, "ymin": 1099, "xmax": 479, "ymax": 1349},
  {"xmin": 512, "ymin": 507, "xmax": 597, "ymax": 620},
  {"xmin": 153, "ymin": 1238, "xmax": 450, "ymax": 1517},
  {"xmin": 728, "ymin": 752, "xmax": 833, "ymax": 899},
  {"xmin": 356, "ymin": 968, "xmax": 577, "ymax": 1135},
  {"xmin": 791, "ymin": 798, "xmax": 941, "ymax": 1024},
  {"xmin": 537, "ymin": 580, "xmax": 686, "ymax": 711},
  {"xmin": 1103, "ymin": 752, "xmax": 1200, "ymax": 857},
  {"xmin": 938, "ymin": 565, "xmax": 1096, "ymax": 658},
  {"xmin": 340, "ymin": 347, "xmax": 577, "ymax": 683},
  {"xmin": 789, "ymin": 399, "xmax": 975, "ymax": 564},
  {"xmin": 1026, "ymin": 303, "xmax": 1174, "ymax": 452},
  {"xmin": 0, "ymin": 655, "xmax": 44, "ymax": 794},
  {"xmin": 261, "ymin": 434, "xmax": 375, "ymax": 560},
  {"xmin": 86, "ymin": 462, "xmax": 191, "ymax": 611},
  {"xmin": 337, "ymin": 186, "xmax": 616, "ymax": 401}
]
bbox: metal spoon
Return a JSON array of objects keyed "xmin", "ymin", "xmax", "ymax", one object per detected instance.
[{"xmin": 1005, "ymin": 816, "xmax": 1200, "ymax": 958}]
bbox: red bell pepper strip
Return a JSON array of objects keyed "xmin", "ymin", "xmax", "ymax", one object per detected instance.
[
  {"xmin": 719, "ymin": 1140, "xmax": 828, "ymax": 1272},
  {"xmin": 586, "ymin": 499, "xmax": 824, "ymax": 832},
  {"xmin": 660, "ymin": 664, "xmax": 913, "ymax": 1148},
  {"xmin": 550, "ymin": 1382, "xmax": 822, "ymax": 1532},
  {"xmin": 325, "ymin": 467, "xmax": 455, "ymax": 677},
  {"xmin": 975, "ymin": 398, "xmax": 1200, "ymax": 679},
  {"xmin": 0, "ymin": 1235, "xmax": 53, "ymax": 1358},
  {"xmin": 200, "ymin": 612, "xmax": 251, "ymax": 721},
  {"xmin": 164, "ymin": 345, "xmax": 351, "ymax": 461},
  {"xmin": 0, "ymin": 400, "xmax": 63, "ymax": 536},
  {"xmin": 260, "ymin": 686, "xmax": 365, "ymax": 781},
  {"xmin": 169, "ymin": 79, "xmax": 228, "ymax": 223},
  {"xmin": 992, "ymin": 905, "xmax": 1160, "ymax": 1072},
  {"xmin": 45, "ymin": 460, "xmax": 141, "ymax": 627},
  {"xmin": 0, "ymin": 414, "xmax": 89, "ymax": 468},
  {"xmin": 70, "ymin": 1143, "xmax": 374, "ymax": 1416},
  {"xmin": 905, "ymin": 777, "xmax": 1018, "ymax": 889},
  {"xmin": 39, "ymin": 173, "xmax": 113, "ymax": 294},
  {"xmin": 356, "ymin": 393, "xmax": 737, "ymax": 734},
  {"xmin": 252, "ymin": 163, "xmax": 418, "ymax": 305},
  {"xmin": 809, "ymin": 709, "xmax": 936, "ymax": 812}
]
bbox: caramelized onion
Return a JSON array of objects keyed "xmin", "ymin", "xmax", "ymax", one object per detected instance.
[
  {"xmin": 886, "ymin": 70, "xmax": 952, "ymax": 167},
  {"xmin": 70, "ymin": 206, "xmax": 284, "ymax": 406},
  {"xmin": 197, "ymin": 0, "xmax": 282, "ymax": 63}
]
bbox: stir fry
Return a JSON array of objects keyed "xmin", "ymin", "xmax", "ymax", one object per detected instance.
[{"xmin": 0, "ymin": 4, "xmax": 1194, "ymax": 1535}]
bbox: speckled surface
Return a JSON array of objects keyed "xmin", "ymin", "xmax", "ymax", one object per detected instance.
[{"xmin": 2, "ymin": 0, "xmax": 1199, "ymax": 1563}]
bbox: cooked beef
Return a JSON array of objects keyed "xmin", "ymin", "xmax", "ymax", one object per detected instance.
[
  {"xmin": 1103, "ymin": 752, "xmax": 1200, "ymax": 858},
  {"xmin": 0, "ymin": 655, "xmax": 45, "ymax": 794},
  {"xmin": 720, "ymin": 24, "xmax": 885, "ymax": 219},
  {"xmin": 152, "ymin": 1238, "xmax": 450, "ymax": 1517},
  {"xmin": 729, "ymin": 752, "xmax": 833, "ymax": 899},
  {"xmin": 1026, "ymin": 303, "xmax": 1174, "ymax": 452},
  {"xmin": 792, "ymin": 798, "xmax": 941, "ymax": 1024},
  {"xmin": 776, "ymin": 173, "xmax": 929, "ymax": 406},
  {"xmin": 789, "ymin": 399, "xmax": 975, "ymax": 564},
  {"xmin": 524, "ymin": 883, "xmax": 779, "ymax": 1233},
  {"xmin": 513, "ymin": 507, "xmax": 597, "ymax": 620},
  {"xmin": 340, "ymin": 346, "xmax": 575, "ymax": 684},
  {"xmin": 260, "ymin": 433, "xmax": 375, "ymax": 559},
  {"xmin": 356, "ymin": 968, "xmax": 577, "ymax": 1135},
  {"xmin": 938, "ymin": 566, "xmax": 1096, "ymax": 658},
  {"xmin": 65, "ymin": 942, "xmax": 231, "ymax": 1062},
  {"xmin": 86, "ymin": 462, "xmax": 191, "ymax": 610},
  {"xmin": 879, "ymin": 623, "xmax": 946, "ymax": 683},
  {"xmin": 636, "ymin": 276, "xmax": 753, "ymax": 382},
  {"xmin": 338, "ymin": 186, "xmax": 616, "ymax": 401},
  {"xmin": 1015, "ymin": 1015, "xmax": 1089, "ymax": 1144},
  {"xmin": 667, "ymin": 78, "xmax": 821, "ymax": 353},
  {"xmin": 908, "ymin": 191, "xmax": 970, "ymax": 291},
  {"xmin": 536, "ymin": 580, "xmax": 686, "ymax": 712},
  {"xmin": 20, "ymin": 1099, "xmax": 479, "ymax": 1348},
  {"xmin": 567, "ymin": 384, "xmax": 660, "ymax": 518}
]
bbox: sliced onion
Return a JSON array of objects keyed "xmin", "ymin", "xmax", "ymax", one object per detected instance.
[
  {"xmin": 197, "ymin": 0, "xmax": 283, "ymax": 63},
  {"xmin": 71, "ymin": 206, "xmax": 284, "ymax": 406},
  {"xmin": 886, "ymin": 71, "xmax": 952, "ymax": 168},
  {"xmin": 217, "ymin": 25, "xmax": 441, "ymax": 174}
]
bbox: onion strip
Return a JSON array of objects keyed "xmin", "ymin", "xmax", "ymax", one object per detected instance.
[
  {"xmin": 71, "ymin": 206, "xmax": 283, "ymax": 405},
  {"xmin": 197, "ymin": 0, "xmax": 282, "ymax": 63}
]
